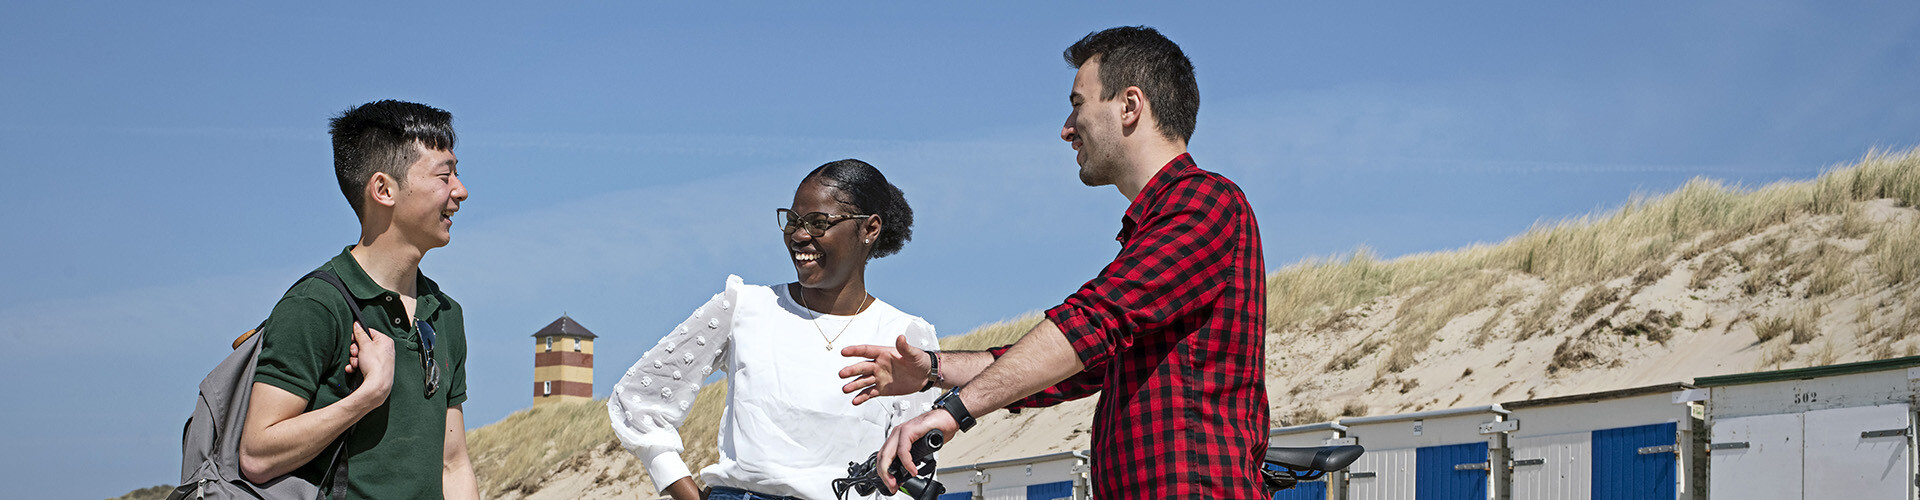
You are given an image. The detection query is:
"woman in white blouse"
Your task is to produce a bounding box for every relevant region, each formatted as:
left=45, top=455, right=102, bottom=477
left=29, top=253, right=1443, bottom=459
left=609, top=159, right=942, bottom=500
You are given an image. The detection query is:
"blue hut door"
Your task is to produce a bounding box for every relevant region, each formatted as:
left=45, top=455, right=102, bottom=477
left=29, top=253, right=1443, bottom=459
left=1416, top=442, right=1489, bottom=500
left=1591, top=422, right=1677, bottom=500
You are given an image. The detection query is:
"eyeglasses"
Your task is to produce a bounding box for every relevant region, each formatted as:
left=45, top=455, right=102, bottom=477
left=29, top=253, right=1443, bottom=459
left=777, top=208, right=873, bottom=237
left=417, top=319, right=441, bottom=399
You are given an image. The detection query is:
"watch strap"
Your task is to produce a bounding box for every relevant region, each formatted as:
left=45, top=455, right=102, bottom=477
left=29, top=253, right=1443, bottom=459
left=936, top=386, right=977, bottom=432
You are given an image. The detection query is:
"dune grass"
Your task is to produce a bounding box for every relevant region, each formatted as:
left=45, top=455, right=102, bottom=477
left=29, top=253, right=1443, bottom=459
left=467, top=399, right=618, bottom=497
left=1263, top=148, right=1920, bottom=364
left=1873, top=219, right=1920, bottom=285
left=467, top=382, right=732, bottom=498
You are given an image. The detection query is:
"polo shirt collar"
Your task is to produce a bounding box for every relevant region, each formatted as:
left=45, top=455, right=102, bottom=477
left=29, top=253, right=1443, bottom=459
left=327, top=246, right=390, bottom=301
left=1117, top=153, right=1198, bottom=242
left=414, top=272, right=442, bottom=317
left=326, top=246, right=439, bottom=305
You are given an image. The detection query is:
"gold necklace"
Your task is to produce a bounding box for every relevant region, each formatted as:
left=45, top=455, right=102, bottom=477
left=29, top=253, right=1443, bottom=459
left=798, top=290, right=873, bottom=351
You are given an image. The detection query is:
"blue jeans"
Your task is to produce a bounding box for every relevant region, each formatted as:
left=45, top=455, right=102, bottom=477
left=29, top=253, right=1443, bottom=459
left=707, top=486, right=807, bottom=500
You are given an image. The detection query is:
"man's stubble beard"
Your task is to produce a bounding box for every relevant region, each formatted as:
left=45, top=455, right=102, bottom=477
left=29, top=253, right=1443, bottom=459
left=1077, top=152, right=1120, bottom=187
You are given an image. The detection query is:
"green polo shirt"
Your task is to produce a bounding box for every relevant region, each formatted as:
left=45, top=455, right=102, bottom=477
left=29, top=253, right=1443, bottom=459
left=254, top=246, right=468, bottom=500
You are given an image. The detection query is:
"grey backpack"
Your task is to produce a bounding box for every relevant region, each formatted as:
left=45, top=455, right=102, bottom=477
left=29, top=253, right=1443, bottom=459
left=170, top=271, right=369, bottom=500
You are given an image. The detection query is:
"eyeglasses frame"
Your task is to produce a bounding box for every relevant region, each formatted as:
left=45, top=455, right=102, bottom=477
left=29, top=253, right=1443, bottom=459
left=777, top=208, right=874, bottom=238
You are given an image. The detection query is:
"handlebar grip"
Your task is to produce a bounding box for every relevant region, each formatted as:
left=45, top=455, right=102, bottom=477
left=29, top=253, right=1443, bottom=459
left=910, top=429, right=945, bottom=459
left=889, top=429, right=944, bottom=480
left=891, top=430, right=945, bottom=498
left=892, top=430, right=943, bottom=480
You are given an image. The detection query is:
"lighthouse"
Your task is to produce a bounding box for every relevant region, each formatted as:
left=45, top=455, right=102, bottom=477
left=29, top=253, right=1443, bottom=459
left=532, top=314, right=596, bottom=405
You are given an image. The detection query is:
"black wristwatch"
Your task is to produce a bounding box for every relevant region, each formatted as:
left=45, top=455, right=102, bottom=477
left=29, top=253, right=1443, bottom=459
left=933, top=386, right=977, bottom=432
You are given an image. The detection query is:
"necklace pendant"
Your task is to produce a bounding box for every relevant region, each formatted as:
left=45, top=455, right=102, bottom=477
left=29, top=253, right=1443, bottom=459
left=825, top=344, right=833, bottom=351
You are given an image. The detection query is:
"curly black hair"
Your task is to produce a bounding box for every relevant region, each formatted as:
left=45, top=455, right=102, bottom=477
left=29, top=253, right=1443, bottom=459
left=804, top=159, right=913, bottom=259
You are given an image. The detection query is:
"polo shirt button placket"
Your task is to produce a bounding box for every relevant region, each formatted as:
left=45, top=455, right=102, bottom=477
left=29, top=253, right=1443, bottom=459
left=383, top=296, right=400, bottom=332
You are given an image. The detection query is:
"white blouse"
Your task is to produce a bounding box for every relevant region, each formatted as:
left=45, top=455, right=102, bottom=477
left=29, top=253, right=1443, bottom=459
left=608, top=275, right=942, bottom=500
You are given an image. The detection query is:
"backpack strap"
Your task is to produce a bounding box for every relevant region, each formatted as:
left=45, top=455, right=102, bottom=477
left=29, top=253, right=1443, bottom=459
left=233, top=269, right=371, bottom=349
left=301, top=270, right=375, bottom=347
left=297, top=270, right=370, bottom=500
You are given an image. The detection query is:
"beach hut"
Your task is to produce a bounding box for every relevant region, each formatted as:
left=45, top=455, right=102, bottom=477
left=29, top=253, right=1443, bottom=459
left=1339, top=406, right=1510, bottom=500
left=1696, top=356, right=1920, bottom=500
left=934, top=450, right=1089, bottom=500
left=1269, top=422, right=1354, bottom=500
left=1499, top=383, right=1705, bottom=500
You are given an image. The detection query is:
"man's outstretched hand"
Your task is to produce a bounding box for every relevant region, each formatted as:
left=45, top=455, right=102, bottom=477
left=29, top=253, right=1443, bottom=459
left=839, top=335, right=934, bottom=405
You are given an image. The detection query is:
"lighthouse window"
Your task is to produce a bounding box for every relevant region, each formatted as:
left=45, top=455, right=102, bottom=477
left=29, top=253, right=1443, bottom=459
left=574, top=338, right=581, bottom=352
left=545, top=336, right=553, bottom=352
left=543, top=381, right=551, bottom=396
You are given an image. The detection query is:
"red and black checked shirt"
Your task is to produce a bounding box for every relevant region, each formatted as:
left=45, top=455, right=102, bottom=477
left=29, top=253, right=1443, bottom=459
left=989, top=154, right=1269, bottom=499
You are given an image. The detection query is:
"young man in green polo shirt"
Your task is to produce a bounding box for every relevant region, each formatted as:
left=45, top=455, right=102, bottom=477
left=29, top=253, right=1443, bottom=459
left=239, top=100, right=479, bottom=499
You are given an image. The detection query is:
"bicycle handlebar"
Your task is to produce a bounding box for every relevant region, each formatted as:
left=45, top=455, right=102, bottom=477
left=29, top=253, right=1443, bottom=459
left=832, top=430, right=947, bottom=500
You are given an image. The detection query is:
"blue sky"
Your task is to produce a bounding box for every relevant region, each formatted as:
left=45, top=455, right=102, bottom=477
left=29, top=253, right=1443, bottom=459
left=3, top=2, right=1918, bottom=498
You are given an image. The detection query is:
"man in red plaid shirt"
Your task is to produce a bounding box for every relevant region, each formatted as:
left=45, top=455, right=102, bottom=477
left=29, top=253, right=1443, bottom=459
left=840, top=26, right=1270, bottom=498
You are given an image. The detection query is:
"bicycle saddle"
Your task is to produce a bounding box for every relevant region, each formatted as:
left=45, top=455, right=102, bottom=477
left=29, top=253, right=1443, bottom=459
left=1264, top=445, right=1364, bottom=472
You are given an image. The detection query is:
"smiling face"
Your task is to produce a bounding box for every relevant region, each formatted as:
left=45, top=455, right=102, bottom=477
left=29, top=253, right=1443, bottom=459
left=785, top=178, right=879, bottom=293
left=390, top=143, right=467, bottom=250
left=1061, top=58, right=1125, bottom=187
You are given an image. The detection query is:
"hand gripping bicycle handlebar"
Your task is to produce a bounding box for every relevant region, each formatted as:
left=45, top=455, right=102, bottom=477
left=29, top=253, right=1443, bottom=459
left=832, top=430, right=947, bottom=500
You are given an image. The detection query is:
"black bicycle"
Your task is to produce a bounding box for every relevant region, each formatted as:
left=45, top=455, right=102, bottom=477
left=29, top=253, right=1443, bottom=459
left=1263, top=444, right=1365, bottom=494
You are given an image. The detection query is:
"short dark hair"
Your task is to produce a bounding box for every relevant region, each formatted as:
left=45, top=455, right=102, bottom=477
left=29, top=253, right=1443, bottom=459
left=329, top=100, right=455, bottom=220
left=804, top=159, right=914, bottom=259
left=1064, top=26, right=1199, bottom=143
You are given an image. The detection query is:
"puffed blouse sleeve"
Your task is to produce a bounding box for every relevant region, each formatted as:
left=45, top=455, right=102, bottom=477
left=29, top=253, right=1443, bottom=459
left=903, top=316, right=939, bottom=359
left=607, top=275, right=740, bottom=491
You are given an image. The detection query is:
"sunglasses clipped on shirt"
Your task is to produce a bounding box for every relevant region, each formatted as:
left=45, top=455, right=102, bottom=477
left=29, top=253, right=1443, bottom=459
left=777, top=208, right=873, bottom=237
left=417, top=319, right=441, bottom=399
